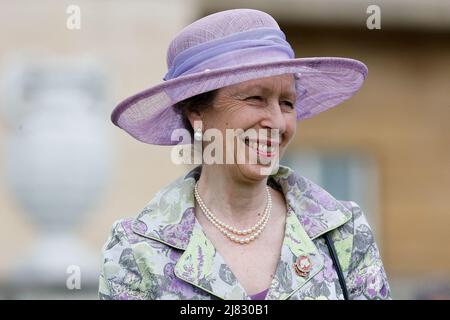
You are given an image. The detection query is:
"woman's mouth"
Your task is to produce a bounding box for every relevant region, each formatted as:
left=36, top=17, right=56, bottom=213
left=243, top=137, right=278, bottom=158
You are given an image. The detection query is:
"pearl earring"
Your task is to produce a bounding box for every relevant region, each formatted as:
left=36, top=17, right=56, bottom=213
left=194, top=127, right=202, bottom=141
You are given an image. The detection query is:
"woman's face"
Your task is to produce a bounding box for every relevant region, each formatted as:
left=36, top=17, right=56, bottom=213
left=192, top=73, right=297, bottom=182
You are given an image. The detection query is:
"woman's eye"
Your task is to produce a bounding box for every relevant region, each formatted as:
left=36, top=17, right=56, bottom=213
left=245, top=96, right=263, bottom=101
left=282, top=100, right=294, bottom=108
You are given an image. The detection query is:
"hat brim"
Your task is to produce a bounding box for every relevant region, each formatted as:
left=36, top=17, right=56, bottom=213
left=111, top=57, right=367, bottom=145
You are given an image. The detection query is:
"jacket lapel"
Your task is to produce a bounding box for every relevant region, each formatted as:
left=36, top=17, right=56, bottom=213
left=131, top=164, right=353, bottom=300
left=130, top=165, right=249, bottom=299
left=266, top=208, right=325, bottom=300
left=271, top=165, right=353, bottom=240
left=173, top=219, right=249, bottom=300
left=266, top=166, right=352, bottom=299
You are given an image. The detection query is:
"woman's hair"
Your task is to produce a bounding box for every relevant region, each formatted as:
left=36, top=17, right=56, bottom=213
left=173, top=89, right=218, bottom=139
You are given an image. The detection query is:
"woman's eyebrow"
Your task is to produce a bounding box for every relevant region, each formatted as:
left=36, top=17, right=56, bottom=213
left=240, top=84, right=296, bottom=99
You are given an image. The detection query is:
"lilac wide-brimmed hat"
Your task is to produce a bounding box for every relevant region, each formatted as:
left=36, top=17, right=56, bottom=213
left=111, top=8, right=367, bottom=145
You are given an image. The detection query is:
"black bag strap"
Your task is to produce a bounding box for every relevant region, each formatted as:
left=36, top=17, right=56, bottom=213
left=323, top=232, right=349, bottom=300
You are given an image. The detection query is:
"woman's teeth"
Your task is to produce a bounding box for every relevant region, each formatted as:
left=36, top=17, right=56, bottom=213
left=245, top=140, right=275, bottom=153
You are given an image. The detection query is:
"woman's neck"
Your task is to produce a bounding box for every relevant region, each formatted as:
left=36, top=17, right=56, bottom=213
left=195, top=165, right=270, bottom=227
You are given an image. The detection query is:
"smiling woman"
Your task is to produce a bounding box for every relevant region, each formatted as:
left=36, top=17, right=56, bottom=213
left=100, top=8, right=391, bottom=300
left=182, top=74, right=297, bottom=177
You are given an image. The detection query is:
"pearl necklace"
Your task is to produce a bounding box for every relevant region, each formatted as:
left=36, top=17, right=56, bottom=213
left=194, top=181, right=272, bottom=244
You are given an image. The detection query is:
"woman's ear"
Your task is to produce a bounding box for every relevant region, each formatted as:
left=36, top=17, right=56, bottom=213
left=187, top=110, right=203, bottom=129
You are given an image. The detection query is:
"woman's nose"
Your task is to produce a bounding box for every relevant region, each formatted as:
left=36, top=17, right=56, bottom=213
left=261, top=101, right=287, bottom=135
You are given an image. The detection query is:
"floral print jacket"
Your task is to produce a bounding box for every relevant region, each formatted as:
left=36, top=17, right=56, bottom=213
left=98, top=165, right=391, bottom=300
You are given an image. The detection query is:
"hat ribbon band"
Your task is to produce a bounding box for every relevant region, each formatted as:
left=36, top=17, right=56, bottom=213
left=163, top=27, right=295, bottom=81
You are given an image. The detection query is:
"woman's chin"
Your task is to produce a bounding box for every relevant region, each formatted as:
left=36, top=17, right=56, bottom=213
left=236, top=161, right=278, bottom=180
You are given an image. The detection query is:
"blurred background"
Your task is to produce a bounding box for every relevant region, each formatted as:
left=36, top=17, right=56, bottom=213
left=0, top=0, right=449, bottom=299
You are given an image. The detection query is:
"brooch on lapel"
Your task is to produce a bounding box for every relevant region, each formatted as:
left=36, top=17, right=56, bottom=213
left=293, top=255, right=312, bottom=277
